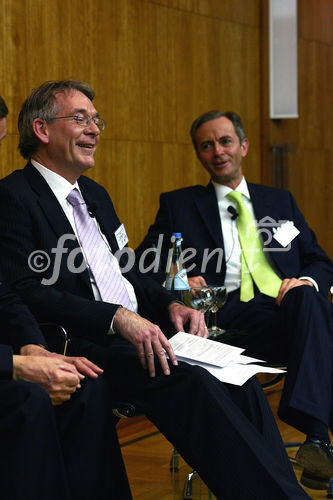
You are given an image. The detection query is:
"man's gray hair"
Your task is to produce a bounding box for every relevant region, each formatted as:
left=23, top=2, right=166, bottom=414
left=190, top=110, right=246, bottom=152
left=18, top=80, right=95, bottom=159
left=0, top=96, right=8, bottom=119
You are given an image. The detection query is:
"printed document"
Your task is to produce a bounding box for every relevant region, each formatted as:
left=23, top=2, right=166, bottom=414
left=169, top=332, right=285, bottom=386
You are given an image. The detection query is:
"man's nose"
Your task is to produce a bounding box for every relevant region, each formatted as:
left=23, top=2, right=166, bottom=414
left=213, top=142, right=223, bottom=155
left=85, top=121, right=100, bottom=135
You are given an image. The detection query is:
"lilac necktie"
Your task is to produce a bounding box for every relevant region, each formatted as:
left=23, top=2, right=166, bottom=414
left=66, top=188, right=134, bottom=310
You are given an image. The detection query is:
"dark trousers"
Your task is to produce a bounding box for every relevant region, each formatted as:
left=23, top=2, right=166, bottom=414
left=69, top=337, right=310, bottom=500
left=219, top=285, right=333, bottom=434
left=0, top=377, right=132, bottom=500
left=55, top=376, right=132, bottom=500
left=0, top=380, right=70, bottom=500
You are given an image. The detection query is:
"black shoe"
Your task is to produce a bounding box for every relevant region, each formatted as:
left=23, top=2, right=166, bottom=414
left=296, top=438, right=333, bottom=476
left=300, top=469, right=330, bottom=490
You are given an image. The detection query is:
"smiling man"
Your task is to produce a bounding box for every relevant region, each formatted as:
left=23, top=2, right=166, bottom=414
left=0, top=92, right=132, bottom=500
left=194, top=112, right=248, bottom=188
left=136, top=109, right=333, bottom=488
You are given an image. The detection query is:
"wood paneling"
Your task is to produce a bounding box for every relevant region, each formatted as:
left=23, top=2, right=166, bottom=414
left=298, top=0, right=333, bottom=44
left=260, top=0, right=333, bottom=259
left=0, top=0, right=261, bottom=249
left=1, top=0, right=331, bottom=257
left=145, top=0, right=259, bottom=27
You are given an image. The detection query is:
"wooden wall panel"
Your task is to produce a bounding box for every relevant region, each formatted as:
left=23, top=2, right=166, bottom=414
left=145, top=0, right=259, bottom=27
left=0, top=0, right=262, bottom=248
left=298, top=39, right=333, bottom=151
left=260, top=0, right=333, bottom=260
left=298, top=0, right=333, bottom=44
left=287, top=150, right=333, bottom=253
left=92, top=140, right=209, bottom=245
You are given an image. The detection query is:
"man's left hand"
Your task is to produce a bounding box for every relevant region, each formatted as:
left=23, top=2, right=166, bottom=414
left=168, top=302, right=208, bottom=338
left=20, top=344, right=103, bottom=378
left=276, top=278, right=314, bottom=306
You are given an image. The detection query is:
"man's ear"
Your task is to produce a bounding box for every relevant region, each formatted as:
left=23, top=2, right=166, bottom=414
left=241, top=137, right=249, bottom=158
left=32, top=118, right=50, bottom=145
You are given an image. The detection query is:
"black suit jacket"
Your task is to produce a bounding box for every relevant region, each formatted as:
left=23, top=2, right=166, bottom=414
left=0, top=277, right=46, bottom=378
left=0, top=162, right=175, bottom=344
left=0, top=275, right=43, bottom=380
left=136, top=181, right=333, bottom=296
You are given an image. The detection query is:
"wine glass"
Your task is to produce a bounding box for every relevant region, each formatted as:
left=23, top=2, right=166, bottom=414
left=206, top=286, right=228, bottom=339
left=184, top=286, right=215, bottom=319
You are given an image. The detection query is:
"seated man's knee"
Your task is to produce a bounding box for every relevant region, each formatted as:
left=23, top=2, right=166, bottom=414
left=284, top=283, right=317, bottom=304
left=15, top=380, right=53, bottom=417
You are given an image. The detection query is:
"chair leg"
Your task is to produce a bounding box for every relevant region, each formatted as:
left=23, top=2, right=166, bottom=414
left=183, top=470, right=198, bottom=500
left=170, top=447, right=180, bottom=471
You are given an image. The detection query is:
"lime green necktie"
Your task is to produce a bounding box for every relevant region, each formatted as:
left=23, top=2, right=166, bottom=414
left=226, top=191, right=282, bottom=302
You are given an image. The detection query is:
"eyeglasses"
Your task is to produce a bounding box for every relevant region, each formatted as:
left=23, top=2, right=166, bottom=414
left=51, top=115, right=105, bottom=130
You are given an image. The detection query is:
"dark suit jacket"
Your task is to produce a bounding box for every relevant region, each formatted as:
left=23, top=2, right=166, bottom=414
left=0, top=277, right=46, bottom=379
left=136, top=181, right=333, bottom=296
left=0, top=162, right=176, bottom=345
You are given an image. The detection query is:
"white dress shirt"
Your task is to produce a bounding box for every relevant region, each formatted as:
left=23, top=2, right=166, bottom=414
left=31, top=160, right=138, bottom=325
left=212, top=176, right=318, bottom=293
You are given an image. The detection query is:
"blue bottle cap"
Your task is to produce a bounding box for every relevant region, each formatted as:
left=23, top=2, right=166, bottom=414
left=172, top=232, right=182, bottom=238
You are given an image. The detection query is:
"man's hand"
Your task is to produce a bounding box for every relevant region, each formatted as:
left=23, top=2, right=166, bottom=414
left=54, top=355, right=103, bottom=379
left=20, top=344, right=50, bottom=357
left=113, top=308, right=178, bottom=377
left=13, top=355, right=83, bottom=406
left=188, top=276, right=207, bottom=288
left=276, top=278, right=314, bottom=306
left=20, top=344, right=103, bottom=378
left=168, top=302, right=208, bottom=338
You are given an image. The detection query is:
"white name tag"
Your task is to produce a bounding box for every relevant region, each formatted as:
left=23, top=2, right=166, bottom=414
left=273, top=221, right=300, bottom=247
left=114, top=224, right=128, bottom=250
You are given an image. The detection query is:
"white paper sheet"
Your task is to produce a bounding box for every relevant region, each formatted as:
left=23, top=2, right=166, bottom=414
left=170, top=332, right=286, bottom=386
left=169, top=331, right=244, bottom=367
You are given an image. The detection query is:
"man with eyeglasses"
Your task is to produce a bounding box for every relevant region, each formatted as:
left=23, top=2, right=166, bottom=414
left=0, top=93, right=131, bottom=500
left=0, top=80, right=310, bottom=499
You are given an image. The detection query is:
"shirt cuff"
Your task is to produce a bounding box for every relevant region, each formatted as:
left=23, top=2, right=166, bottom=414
left=107, top=306, right=123, bottom=335
left=107, top=318, right=117, bottom=335
left=299, top=276, right=319, bottom=292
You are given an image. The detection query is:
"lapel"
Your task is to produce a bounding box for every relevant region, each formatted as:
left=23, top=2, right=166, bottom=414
left=247, top=182, right=286, bottom=267
left=23, top=162, right=75, bottom=240
left=247, top=183, right=273, bottom=221
left=194, top=182, right=225, bottom=250
left=22, top=162, right=92, bottom=290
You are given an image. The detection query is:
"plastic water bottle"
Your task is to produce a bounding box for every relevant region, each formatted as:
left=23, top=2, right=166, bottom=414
left=165, top=232, right=190, bottom=302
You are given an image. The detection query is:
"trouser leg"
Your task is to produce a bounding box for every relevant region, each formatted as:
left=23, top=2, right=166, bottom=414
left=84, top=340, right=310, bottom=500
left=55, top=376, right=132, bottom=500
left=220, top=287, right=333, bottom=434
left=0, top=380, right=70, bottom=500
left=277, top=286, right=333, bottom=432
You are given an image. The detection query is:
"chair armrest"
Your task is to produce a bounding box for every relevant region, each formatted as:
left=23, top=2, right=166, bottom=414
left=38, top=323, right=70, bottom=355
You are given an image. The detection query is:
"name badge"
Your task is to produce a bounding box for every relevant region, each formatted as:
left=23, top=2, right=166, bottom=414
left=114, top=224, right=128, bottom=250
left=273, top=221, right=300, bottom=247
